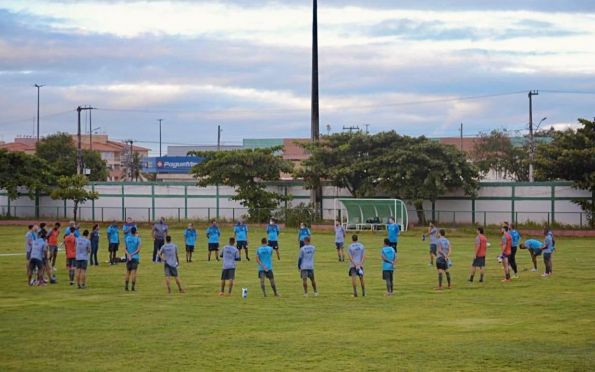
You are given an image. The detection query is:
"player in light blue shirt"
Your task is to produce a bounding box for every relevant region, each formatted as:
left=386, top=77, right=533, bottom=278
left=298, top=236, right=318, bottom=296
left=75, top=230, right=92, bottom=289
left=542, top=228, right=555, bottom=276
left=334, top=221, right=346, bottom=262
left=509, top=224, right=521, bottom=277
left=387, top=218, right=400, bottom=251
left=234, top=220, right=250, bottom=261
left=256, top=238, right=278, bottom=297
left=206, top=220, right=221, bottom=261
left=427, top=223, right=439, bottom=266
left=184, top=223, right=197, bottom=263
left=348, top=234, right=366, bottom=297
left=381, top=238, right=397, bottom=295
left=219, top=237, right=240, bottom=296
left=64, top=221, right=81, bottom=238
left=159, top=236, right=184, bottom=294
left=436, top=229, right=452, bottom=290
left=519, top=239, right=543, bottom=272
left=124, top=227, right=141, bottom=291
left=106, top=221, right=120, bottom=265
left=266, top=219, right=281, bottom=260
left=298, top=223, right=311, bottom=248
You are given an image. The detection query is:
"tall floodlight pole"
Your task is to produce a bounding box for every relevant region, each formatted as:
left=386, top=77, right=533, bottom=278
left=34, top=84, right=44, bottom=143
left=216, top=125, right=222, bottom=219
left=158, top=119, right=164, bottom=157
left=76, top=106, right=94, bottom=175
left=528, top=90, right=539, bottom=182
left=311, top=0, right=322, bottom=217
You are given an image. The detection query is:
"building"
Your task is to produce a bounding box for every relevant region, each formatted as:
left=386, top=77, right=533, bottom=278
left=0, top=134, right=150, bottom=181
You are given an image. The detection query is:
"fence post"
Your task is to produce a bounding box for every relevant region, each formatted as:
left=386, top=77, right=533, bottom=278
left=232, top=208, right=235, bottom=221
left=452, top=211, right=456, bottom=226
left=580, top=213, right=583, bottom=228
left=184, top=185, right=188, bottom=220
left=431, top=201, right=436, bottom=222
left=483, top=211, right=486, bottom=227
left=511, top=185, right=515, bottom=226
left=148, top=208, right=151, bottom=222
left=121, top=184, right=125, bottom=221
left=515, top=212, right=518, bottom=225
left=471, top=198, right=476, bottom=225
left=551, top=185, right=556, bottom=225
left=6, top=197, right=10, bottom=217
left=151, top=184, right=155, bottom=222
left=63, top=199, right=67, bottom=219
left=208, top=208, right=211, bottom=221
left=101, top=207, right=104, bottom=222
left=56, top=207, right=59, bottom=220
left=35, top=190, right=39, bottom=219
left=437, top=210, right=440, bottom=224
left=91, top=183, right=96, bottom=221
left=547, top=212, right=550, bottom=225
left=178, top=208, right=181, bottom=222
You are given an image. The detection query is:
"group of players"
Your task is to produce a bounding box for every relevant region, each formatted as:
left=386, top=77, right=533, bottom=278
left=23, top=216, right=556, bottom=296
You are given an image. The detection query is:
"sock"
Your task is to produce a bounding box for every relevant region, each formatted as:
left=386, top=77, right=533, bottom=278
left=469, top=274, right=474, bottom=282
left=353, top=287, right=357, bottom=296
left=271, top=284, right=278, bottom=296
left=125, top=280, right=129, bottom=289
left=260, top=284, right=266, bottom=296
left=438, top=273, right=443, bottom=287
left=386, top=281, right=391, bottom=292
left=480, top=274, right=484, bottom=282
left=132, top=281, right=136, bottom=290
left=506, top=273, right=510, bottom=280
left=446, top=272, right=451, bottom=286
left=69, top=270, right=74, bottom=282
left=362, top=287, right=366, bottom=296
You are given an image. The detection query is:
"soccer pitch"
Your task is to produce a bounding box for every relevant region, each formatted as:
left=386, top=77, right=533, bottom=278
left=1, top=225, right=594, bottom=371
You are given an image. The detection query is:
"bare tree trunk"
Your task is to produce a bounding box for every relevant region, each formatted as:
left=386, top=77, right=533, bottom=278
left=414, top=200, right=427, bottom=226
left=73, top=201, right=79, bottom=222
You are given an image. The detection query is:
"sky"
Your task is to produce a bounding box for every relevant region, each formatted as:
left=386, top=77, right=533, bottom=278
left=0, top=0, right=594, bottom=155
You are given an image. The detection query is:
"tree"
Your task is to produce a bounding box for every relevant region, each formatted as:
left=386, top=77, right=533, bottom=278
left=189, top=147, right=293, bottom=222
left=0, top=149, right=52, bottom=215
left=536, top=118, right=595, bottom=226
left=50, top=175, right=99, bottom=221
left=36, top=132, right=108, bottom=181
left=377, top=137, right=480, bottom=225
left=471, top=130, right=529, bottom=181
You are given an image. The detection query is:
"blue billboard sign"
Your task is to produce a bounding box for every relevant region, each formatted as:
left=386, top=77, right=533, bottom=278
left=143, top=156, right=204, bottom=174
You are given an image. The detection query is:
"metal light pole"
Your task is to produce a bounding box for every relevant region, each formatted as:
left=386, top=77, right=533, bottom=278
left=216, top=125, right=221, bottom=219
left=528, top=90, right=539, bottom=182
left=34, top=84, right=44, bottom=143
left=76, top=106, right=94, bottom=175
left=158, top=118, right=164, bottom=157
left=311, top=0, right=322, bottom=217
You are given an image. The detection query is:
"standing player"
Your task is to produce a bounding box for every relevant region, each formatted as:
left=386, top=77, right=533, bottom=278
left=436, top=229, right=452, bottom=290
left=468, top=227, right=488, bottom=283
left=542, top=228, right=555, bottom=277
left=499, top=225, right=512, bottom=282
left=334, top=221, right=346, bottom=262
left=381, top=238, right=396, bottom=296
left=428, top=222, right=439, bottom=266
left=106, top=221, right=120, bottom=265
left=234, top=220, right=250, bottom=261
left=509, top=224, right=521, bottom=278
left=184, top=223, right=197, bottom=263
left=220, top=237, right=240, bottom=296
left=124, top=227, right=141, bottom=291
left=47, top=222, right=60, bottom=269
left=28, top=230, right=46, bottom=286
left=256, top=238, right=278, bottom=297
left=122, top=217, right=137, bottom=249
left=89, top=224, right=100, bottom=266
left=266, top=219, right=281, bottom=260
left=387, top=218, right=400, bottom=251
left=298, top=222, right=311, bottom=248
left=152, top=217, right=168, bottom=263
left=348, top=234, right=366, bottom=297
left=64, top=221, right=80, bottom=237
left=25, top=225, right=37, bottom=281
left=158, top=235, right=184, bottom=293
left=75, top=230, right=91, bottom=289
left=206, top=220, right=221, bottom=261
left=298, top=236, right=318, bottom=296
left=519, top=239, right=544, bottom=272
left=64, top=227, right=77, bottom=285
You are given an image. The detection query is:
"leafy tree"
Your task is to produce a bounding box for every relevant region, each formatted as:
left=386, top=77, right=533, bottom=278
left=36, top=132, right=108, bottom=181
left=189, top=147, right=293, bottom=222
left=536, top=118, right=595, bottom=226
left=471, top=130, right=529, bottom=181
left=0, top=149, right=52, bottom=215
left=50, top=175, right=99, bottom=221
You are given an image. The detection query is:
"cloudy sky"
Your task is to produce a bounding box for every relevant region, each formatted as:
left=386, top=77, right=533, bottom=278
left=1, top=0, right=594, bottom=154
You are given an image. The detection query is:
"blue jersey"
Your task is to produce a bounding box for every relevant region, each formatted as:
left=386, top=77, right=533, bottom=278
left=106, top=225, right=119, bottom=244
left=206, top=226, right=220, bottom=244
left=125, top=235, right=141, bottom=261
left=381, top=246, right=396, bottom=271
left=510, top=229, right=521, bottom=247
left=267, top=224, right=279, bottom=241
left=123, top=223, right=137, bottom=237
left=298, top=227, right=311, bottom=241
left=64, top=228, right=80, bottom=238
left=184, top=228, right=197, bottom=246
left=524, top=239, right=543, bottom=253
left=234, top=224, right=248, bottom=242
left=387, top=223, right=400, bottom=243
left=257, top=245, right=273, bottom=272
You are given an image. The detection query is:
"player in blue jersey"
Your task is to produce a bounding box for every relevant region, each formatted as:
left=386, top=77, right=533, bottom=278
left=334, top=221, right=346, bottom=262
left=234, top=220, right=250, bottom=261
left=542, top=227, right=555, bottom=277
left=509, top=224, right=521, bottom=278
left=106, top=220, right=120, bottom=265
left=298, top=236, right=318, bottom=296
left=184, top=223, right=197, bottom=263
left=348, top=235, right=366, bottom=297
left=381, top=238, right=397, bottom=295
left=386, top=218, right=400, bottom=251
left=124, top=227, right=141, bottom=291
left=206, top=220, right=221, bottom=261
left=519, top=238, right=543, bottom=272
left=297, top=222, right=311, bottom=248
left=266, top=219, right=281, bottom=260
left=256, top=238, right=278, bottom=297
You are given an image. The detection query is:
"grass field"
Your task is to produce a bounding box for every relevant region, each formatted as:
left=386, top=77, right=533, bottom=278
left=0, top=224, right=594, bottom=371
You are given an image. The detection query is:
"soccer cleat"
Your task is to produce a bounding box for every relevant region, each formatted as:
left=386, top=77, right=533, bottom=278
left=304, top=293, right=308, bottom=297
left=218, top=292, right=225, bottom=296
left=434, top=286, right=443, bottom=291
left=501, top=278, right=511, bottom=282
left=541, top=273, right=550, bottom=277
left=512, top=275, right=519, bottom=279
left=314, top=292, right=319, bottom=297
left=531, top=268, right=537, bottom=272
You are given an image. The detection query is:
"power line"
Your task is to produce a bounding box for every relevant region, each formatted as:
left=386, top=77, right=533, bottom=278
left=0, top=109, right=74, bottom=127
left=540, top=90, right=595, bottom=95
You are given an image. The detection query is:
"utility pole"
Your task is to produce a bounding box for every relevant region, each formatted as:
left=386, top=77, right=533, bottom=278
left=34, top=84, right=44, bottom=143
left=364, top=124, right=370, bottom=134
left=216, top=125, right=222, bottom=219
left=126, top=140, right=134, bottom=181
left=310, top=0, right=322, bottom=218
left=158, top=119, right=164, bottom=157
left=89, top=109, right=92, bottom=150
left=459, top=123, right=464, bottom=152
left=76, top=106, right=94, bottom=175
left=528, top=90, right=539, bottom=182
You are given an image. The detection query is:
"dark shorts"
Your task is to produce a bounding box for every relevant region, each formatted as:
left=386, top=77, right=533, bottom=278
left=126, top=259, right=139, bottom=271
left=208, top=243, right=219, bottom=252
left=335, top=242, right=344, bottom=249
left=543, top=252, right=552, bottom=261
left=29, top=258, right=43, bottom=271
left=236, top=241, right=248, bottom=250
left=300, top=269, right=314, bottom=279
left=221, top=268, right=236, bottom=280
left=382, top=270, right=394, bottom=281
left=109, top=243, right=119, bottom=252
left=185, top=245, right=194, bottom=252
left=268, top=241, right=279, bottom=250
left=531, top=249, right=542, bottom=257
left=429, top=244, right=437, bottom=255
left=49, top=245, right=58, bottom=255
left=258, top=270, right=274, bottom=279
left=164, top=264, right=178, bottom=277
left=349, top=267, right=364, bottom=277
left=299, top=240, right=305, bottom=248
left=472, top=256, right=486, bottom=268
left=76, top=260, right=88, bottom=270
left=436, top=257, right=448, bottom=270
left=66, top=258, right=76, bottom=268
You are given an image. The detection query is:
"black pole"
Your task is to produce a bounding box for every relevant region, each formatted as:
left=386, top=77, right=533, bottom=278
left=528, top=90, right=538, bottom=182
left=35, top=84, right=43, bottom=143
left=311, top=0, right=322, bottom=218
left=89, top=109, right=93, bottom=151
left=77, top=106, right=82, bottom=175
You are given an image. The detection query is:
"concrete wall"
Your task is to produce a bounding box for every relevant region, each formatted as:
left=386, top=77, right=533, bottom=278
left=0, top=181, right=591, bottom=227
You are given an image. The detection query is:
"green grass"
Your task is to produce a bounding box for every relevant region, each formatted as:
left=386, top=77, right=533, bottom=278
left=0, top=224, right=594, bottom=371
